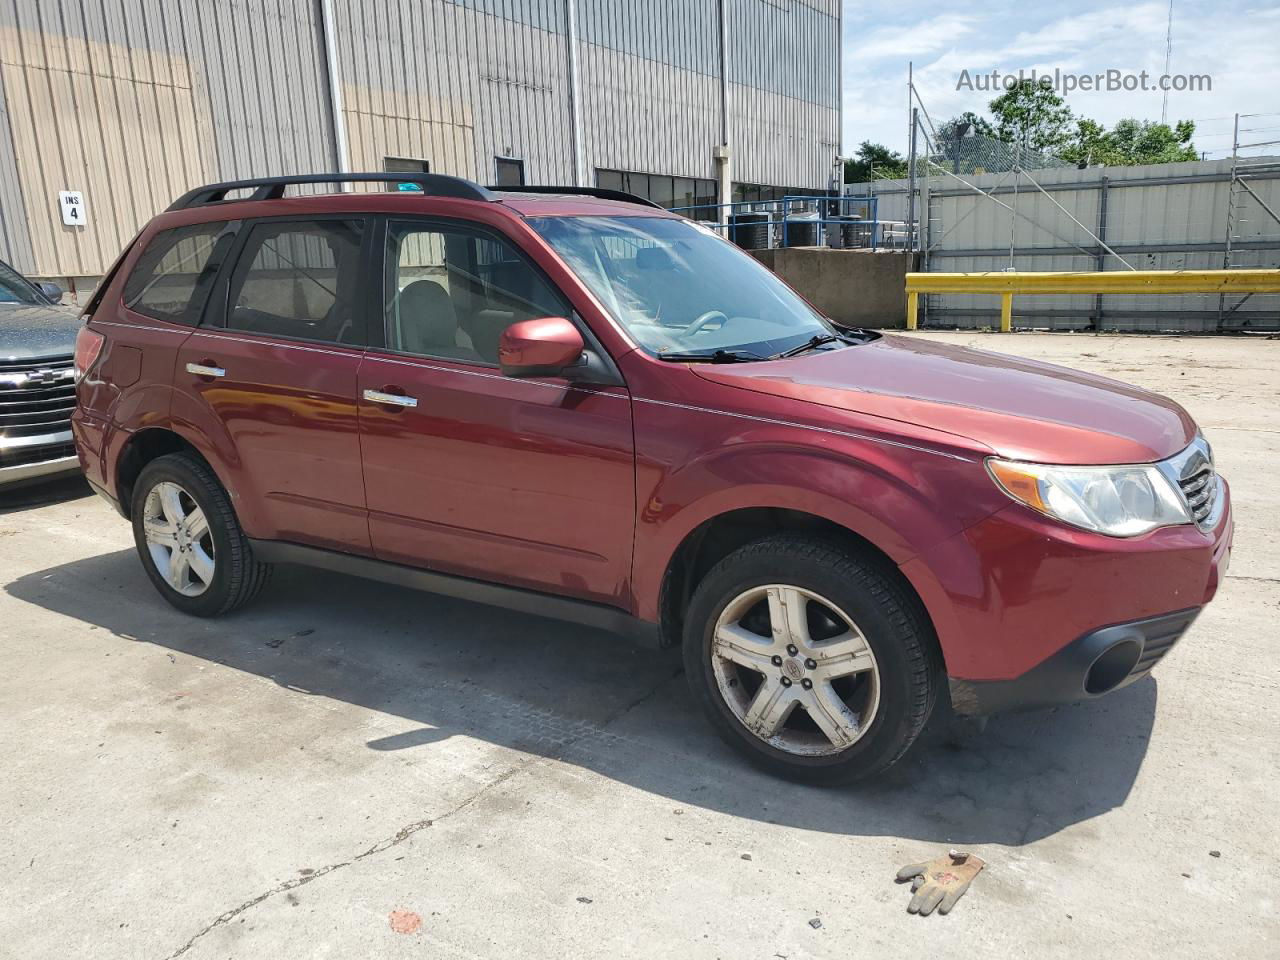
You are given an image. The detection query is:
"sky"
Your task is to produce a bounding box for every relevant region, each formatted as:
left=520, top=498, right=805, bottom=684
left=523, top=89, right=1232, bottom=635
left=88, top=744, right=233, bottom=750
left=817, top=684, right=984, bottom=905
left=841, top=1, right=1280, bottom=159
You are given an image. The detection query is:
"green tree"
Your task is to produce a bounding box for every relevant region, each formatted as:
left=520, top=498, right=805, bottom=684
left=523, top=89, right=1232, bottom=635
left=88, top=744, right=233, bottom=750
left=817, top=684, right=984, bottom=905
left=987, top=80, right=1075, bottom=153
left=936, top=111, right=995, bottom=173
left=938, top=111, right=994, bottom=143
left=844, top=141, right=908, bottom=184
left=1062, top=117, right=1198, bottom=166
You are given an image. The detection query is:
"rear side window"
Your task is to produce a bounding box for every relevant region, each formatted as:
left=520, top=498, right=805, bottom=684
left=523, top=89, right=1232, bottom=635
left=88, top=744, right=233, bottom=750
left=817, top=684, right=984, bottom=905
left=122, top=222, right=233, bottom=325
left=226, top=219, right=365, bottom=345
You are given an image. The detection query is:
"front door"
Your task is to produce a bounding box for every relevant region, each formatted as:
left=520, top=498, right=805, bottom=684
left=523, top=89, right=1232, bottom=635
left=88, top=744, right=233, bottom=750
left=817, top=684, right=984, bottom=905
left=173, top=216, right=372, bottom=554
left=357, top=218, right=635, bottom=606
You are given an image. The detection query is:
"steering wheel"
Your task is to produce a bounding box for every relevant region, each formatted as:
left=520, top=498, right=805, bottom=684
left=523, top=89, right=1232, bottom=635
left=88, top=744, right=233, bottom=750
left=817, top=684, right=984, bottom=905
left=684, top=309, right=728, bottom=335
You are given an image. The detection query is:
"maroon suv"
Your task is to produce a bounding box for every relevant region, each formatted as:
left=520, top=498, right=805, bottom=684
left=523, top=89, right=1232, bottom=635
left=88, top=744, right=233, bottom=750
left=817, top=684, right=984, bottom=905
left=72, top=173, right=1233, bottom=783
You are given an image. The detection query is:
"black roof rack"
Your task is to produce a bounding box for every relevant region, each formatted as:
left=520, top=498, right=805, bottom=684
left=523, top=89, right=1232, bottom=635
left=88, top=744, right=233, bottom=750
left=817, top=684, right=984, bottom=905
left=166, top=173, right=496, bottom=211
left=486, top=185, right=664, bottom=209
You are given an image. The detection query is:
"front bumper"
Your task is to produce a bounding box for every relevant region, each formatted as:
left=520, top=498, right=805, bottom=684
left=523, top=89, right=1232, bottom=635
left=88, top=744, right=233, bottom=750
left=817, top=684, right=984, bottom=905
left=949, top=608, right=1199, bottom=715
left=0, top=430, right=80, bottom=487
left=901, top=477, right=1233, bottom=712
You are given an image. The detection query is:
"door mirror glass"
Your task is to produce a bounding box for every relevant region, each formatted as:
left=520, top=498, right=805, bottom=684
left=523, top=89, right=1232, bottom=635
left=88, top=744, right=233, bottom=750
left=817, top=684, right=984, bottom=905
left=499, top=317, right=584, bottom=378
left=36, top=281, right=63, bottom=303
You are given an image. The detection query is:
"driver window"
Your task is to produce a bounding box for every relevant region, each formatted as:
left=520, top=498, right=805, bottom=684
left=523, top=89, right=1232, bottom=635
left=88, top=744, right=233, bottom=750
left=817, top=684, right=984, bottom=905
left=385, top=222, right=569, bottom=365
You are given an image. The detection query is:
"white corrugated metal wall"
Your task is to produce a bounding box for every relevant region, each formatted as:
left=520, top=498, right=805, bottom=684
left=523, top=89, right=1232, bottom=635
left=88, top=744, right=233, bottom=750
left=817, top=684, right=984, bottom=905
left=848, top=159, right=1280, bottom=331
left=0, top=0, right=840, bottom=284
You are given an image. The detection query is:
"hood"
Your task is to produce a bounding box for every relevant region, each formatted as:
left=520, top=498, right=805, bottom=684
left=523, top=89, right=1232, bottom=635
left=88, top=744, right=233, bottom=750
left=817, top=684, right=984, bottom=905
left=0, top=302, right=82, bottom=362
left=692, top=334, right=1195, bottom=464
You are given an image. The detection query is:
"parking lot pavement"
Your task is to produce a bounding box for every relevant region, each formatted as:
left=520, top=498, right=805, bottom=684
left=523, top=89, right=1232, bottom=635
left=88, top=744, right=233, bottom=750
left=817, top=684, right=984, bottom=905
left=1, top=332, right=1277, bottom=959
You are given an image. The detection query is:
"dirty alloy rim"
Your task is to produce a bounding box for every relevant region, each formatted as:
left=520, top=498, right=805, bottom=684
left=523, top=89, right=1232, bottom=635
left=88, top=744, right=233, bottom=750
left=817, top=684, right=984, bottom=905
left=711, top=584, right=881, bottom=757
left=142, top=481, right=215, bottom=597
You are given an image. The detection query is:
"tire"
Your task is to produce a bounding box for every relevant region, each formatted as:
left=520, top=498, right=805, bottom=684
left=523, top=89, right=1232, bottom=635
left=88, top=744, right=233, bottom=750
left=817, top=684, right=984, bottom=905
left=682, top=535, right=940, bottom=785
left=130, top=452, right=272, bottom=617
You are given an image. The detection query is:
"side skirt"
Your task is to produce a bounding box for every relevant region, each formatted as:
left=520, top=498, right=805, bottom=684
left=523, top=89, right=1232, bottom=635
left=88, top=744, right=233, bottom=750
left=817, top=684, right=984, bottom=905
left=247, top=539, right=663, bottom=649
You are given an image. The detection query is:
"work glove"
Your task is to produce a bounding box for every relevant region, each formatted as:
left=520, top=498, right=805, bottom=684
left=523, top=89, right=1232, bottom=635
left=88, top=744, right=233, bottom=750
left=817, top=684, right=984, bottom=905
left=895, top=850, right=985, bottom=915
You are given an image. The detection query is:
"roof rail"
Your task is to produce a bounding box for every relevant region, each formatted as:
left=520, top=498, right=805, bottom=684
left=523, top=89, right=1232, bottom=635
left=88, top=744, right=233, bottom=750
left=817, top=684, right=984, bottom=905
left=166, top=173, right=496, bottom=211
left=487, top=185, right=664, bottom=209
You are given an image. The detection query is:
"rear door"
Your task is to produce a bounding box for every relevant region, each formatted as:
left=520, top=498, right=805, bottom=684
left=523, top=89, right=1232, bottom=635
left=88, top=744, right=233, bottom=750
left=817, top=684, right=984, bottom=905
left=171, top=216, right=373, bottom=554
left=357, top=217, right=635, bottom=606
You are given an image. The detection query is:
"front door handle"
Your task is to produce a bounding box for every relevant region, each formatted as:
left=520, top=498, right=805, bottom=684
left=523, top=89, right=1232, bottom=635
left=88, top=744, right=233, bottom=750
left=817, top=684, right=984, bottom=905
left=186, top=361, right=225, bottom=378
left=363, top=388, right=418, bottom=409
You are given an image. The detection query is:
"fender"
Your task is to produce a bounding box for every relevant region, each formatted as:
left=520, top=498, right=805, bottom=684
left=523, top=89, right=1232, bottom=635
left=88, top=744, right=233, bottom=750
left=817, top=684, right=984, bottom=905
left=106, top=387, right=270, bottom=538
left=629, top=429, right=1010, bottom=622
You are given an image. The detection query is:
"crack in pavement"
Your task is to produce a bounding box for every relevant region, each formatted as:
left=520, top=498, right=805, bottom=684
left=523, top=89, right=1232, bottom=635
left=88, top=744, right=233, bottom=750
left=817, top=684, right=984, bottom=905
left=1225, top=574, right=1280, bottom=584
left=163, top=760, right=532, bottom=960
left=163, top=665, right=682, bottom=959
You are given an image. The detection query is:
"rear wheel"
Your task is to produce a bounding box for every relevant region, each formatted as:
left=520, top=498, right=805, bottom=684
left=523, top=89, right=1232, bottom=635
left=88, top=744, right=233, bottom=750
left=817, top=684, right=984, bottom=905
left=131, top=453, right=271, bottom=616
left=683, top=536, right=939, bottom=784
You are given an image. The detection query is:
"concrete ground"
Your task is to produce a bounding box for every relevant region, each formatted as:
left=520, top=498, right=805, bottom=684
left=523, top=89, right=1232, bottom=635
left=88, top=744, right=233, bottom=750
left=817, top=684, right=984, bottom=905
left=1, top=331, right=1276, bottom=959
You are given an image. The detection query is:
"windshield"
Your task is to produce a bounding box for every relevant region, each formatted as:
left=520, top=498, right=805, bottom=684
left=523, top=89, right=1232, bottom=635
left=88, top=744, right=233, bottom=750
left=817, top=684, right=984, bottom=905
left=529, top=215, right=834, bottom=357
left=0, top=259, right=44, bottom=305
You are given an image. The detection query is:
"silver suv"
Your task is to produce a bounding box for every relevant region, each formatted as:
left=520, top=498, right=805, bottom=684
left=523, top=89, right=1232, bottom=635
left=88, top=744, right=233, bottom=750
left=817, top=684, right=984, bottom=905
left=0, top=258, right=80, bottom=487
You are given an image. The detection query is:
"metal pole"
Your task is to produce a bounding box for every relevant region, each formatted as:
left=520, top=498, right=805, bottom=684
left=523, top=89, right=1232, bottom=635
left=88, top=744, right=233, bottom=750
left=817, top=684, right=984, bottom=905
left=1008, top=146, right=1019, bottom=270
left=1161, top=0, right=1174, bottom=125
left=1218, top=112, right=1241, bottom=329
left=906, top=107, right=918, bottom=250
left=1094, top=175, right=1109, bottom=329
left=566, top=0, right=586, bottom=186
left=318, top=0, right=350, bottom=181
left=715, top=0, right=732, bottom=225
left=907, top=62, right=913, bottom=163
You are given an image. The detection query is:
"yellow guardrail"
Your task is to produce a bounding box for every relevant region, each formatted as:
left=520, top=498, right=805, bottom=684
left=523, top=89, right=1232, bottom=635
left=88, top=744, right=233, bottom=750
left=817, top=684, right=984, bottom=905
left=905, top=269, right=1280, bottom=332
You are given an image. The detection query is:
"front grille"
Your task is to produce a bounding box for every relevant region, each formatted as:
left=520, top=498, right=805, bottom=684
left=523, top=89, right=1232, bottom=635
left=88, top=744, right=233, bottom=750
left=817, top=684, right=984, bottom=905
left=0, top=440, right=76, bottom=470
left=1160, top=436, right=1221, bottom=530
left=1178, top=465, right=1217, bottom=525
left=0, top=355, right=76, bottom=465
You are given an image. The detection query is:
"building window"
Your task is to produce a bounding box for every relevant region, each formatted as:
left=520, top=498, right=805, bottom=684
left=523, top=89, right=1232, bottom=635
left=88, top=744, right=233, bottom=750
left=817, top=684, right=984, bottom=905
left=494, top=157, right=525, bottom=187
left=595, top=168, right=717, bottom=220
left=384, top=157, right=430, bottom=192
left=733, top=182, right=826, bottom=207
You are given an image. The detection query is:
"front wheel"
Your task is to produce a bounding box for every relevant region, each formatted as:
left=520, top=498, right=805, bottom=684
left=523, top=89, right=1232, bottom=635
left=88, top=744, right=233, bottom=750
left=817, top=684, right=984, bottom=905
left=683, top=536, right=940, bottom=784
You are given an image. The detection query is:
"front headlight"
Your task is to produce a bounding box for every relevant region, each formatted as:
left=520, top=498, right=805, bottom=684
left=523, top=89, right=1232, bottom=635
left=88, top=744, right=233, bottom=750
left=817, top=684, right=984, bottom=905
left=986, top=458, right=1191, bottom=537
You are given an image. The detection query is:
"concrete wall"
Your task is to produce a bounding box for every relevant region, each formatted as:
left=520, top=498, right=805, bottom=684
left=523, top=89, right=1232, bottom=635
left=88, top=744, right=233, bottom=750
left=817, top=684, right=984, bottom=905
left=751, top=248, right=917, bottom=328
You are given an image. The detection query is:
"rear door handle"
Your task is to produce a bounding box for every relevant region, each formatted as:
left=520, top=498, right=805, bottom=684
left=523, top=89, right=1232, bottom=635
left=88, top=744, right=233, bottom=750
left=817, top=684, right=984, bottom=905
left=186, top=362, right=225, bottom=378
left=363, top=389, right=418, bottom=409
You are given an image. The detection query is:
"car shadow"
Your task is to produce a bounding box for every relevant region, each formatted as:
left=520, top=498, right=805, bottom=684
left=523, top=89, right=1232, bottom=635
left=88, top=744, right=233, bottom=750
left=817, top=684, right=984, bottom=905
left=5, top=548, right=1157, bottom=847
left=0, top=473, right=92, bottom=514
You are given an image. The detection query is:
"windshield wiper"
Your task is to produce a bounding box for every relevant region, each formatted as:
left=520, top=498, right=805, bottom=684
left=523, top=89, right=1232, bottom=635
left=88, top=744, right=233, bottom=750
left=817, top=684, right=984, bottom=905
left=657, top=349, right=768, bottom=363
left=769, top=333, right=854, bottom=360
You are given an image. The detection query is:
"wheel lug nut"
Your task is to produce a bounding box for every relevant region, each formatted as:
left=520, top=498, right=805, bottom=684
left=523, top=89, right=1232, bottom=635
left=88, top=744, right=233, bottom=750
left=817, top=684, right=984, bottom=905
left=805, top=658, right=817, bottom=670
left=771, top=655, right=783, bottom=666
left=801, top=678, right=813, bottom=690
left=786, top=644, right=798, bottom=656
left=780, top=677, right=792, bottom=687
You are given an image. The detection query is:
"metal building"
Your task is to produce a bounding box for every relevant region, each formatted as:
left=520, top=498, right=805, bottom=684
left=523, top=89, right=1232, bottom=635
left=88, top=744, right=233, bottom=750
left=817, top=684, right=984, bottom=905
left=0, top=0, right=841, bottom=290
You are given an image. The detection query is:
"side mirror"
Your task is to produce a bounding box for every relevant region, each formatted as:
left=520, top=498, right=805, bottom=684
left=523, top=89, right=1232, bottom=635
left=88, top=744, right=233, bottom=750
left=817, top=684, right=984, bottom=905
left=37, top=281, right=62, bottom=303
left=499, top=317, right=585, bottom=378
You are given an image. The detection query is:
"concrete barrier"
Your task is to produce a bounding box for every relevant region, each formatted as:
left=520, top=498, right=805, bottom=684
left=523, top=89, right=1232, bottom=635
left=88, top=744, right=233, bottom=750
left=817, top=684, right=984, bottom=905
left=750, top=248, right=919, bottom=328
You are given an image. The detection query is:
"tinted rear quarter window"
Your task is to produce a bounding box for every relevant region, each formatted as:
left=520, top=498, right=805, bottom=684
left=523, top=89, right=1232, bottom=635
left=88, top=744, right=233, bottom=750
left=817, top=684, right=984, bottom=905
left=122, top=222, right=233, bottom=325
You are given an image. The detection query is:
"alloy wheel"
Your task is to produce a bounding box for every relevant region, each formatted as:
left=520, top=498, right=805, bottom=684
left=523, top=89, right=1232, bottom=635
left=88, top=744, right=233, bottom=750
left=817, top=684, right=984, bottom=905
left=710, top=584, right=881, bottom=756
left=142, top=481, right=215, bottom=597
